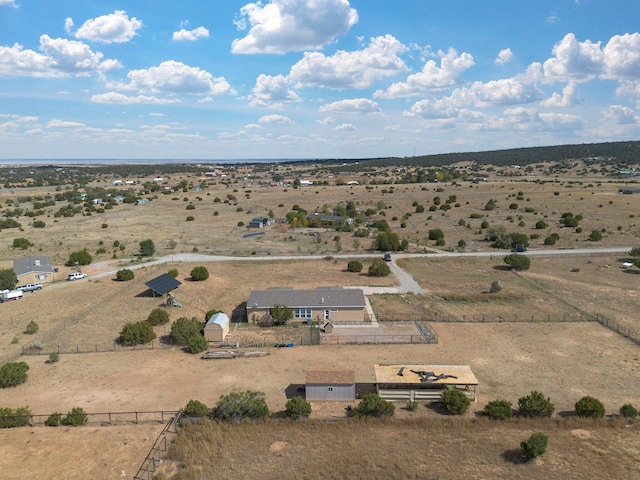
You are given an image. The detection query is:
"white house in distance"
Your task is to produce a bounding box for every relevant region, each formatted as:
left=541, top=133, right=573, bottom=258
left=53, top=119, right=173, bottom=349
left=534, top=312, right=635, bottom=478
left=204, top=312, right=230, bottom=342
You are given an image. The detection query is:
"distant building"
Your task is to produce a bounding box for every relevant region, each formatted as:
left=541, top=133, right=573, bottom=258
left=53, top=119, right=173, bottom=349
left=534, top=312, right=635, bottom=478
left=204, top=312, right=230, bottom=342
left=13, top=256, right=56, bottom=283
left=305, top=370, right=356, bottom=401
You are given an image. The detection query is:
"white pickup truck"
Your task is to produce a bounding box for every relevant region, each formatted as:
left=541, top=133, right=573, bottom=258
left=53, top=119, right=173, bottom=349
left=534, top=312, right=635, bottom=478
left=67, top=272, right=87, bottom=281
left=16, top=283, right=43, bottom=293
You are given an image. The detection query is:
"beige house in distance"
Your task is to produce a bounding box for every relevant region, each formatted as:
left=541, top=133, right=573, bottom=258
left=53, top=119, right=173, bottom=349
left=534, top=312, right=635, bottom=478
left=246, top=287, right=368, bottom=324
left=13, top=256, right=56, bottom=284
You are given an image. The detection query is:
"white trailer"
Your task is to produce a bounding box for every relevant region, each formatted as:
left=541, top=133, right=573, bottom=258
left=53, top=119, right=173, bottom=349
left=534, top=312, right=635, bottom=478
left=1, top=290, right=23, bottom=302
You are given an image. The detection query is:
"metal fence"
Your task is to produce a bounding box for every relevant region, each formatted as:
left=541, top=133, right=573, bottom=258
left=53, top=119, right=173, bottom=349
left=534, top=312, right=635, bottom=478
left=0, top=410, right=178, bottom=427
left=134, top=412, right=182, bottom=480
left=20, top=340, right=173, bottom=356
left=595, top=314, right=640, bottom=346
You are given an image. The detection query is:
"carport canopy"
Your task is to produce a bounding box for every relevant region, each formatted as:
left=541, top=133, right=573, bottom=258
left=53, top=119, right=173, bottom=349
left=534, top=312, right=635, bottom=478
left=145, top=273, right=182, bottom=297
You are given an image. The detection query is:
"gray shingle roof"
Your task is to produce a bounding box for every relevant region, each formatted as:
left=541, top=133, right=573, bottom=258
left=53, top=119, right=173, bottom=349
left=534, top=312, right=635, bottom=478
left=247, top=287, right=366, bottom=309
left=13, top=256, right=54, bottom=277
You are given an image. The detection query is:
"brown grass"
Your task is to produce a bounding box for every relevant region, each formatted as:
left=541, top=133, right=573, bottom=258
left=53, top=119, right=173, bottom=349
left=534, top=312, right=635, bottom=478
left=161, top=417, right=640, bottom=480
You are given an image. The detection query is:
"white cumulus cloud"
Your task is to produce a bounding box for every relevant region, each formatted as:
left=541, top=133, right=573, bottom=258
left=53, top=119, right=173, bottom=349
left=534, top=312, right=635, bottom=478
left=540, top=82, right=579, bottom=107
left=259, top=114, right=295, bottom=124
left=232, top=0, right=358, bottom=54
left=319, top=98, right=380, bottom=114
left=71, top=10, right=142, bottom=44
left=543, top=33, right=604, bottom=82
left=173, top=26, right=210, bottom=41
left=495, top=48, right=514, bottom=65
left=602, top=105, right=637, bottom=124
left=0, top=0, right=17, bottom=7
left=290, top=34, right=408, bottom=89
left=90, top=92, right=180, bottom=105
left=375, top=48, right=474, bottom=99
left=249, top=74, right=300, bottom=107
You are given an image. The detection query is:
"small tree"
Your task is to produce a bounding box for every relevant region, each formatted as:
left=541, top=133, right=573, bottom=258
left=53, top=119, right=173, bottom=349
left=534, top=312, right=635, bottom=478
left=0, top=361, right=29, bottom=388
left=187, top=334, right=208, bottom=354
left=170, top=317, right=203, bottom=346
left=0, top=269, right=18, bottom=290
left=66, top=248, right=93, bottom=266
left=139, top=239, right=155, bottom=257
left=270, top=305, right=293, bottom=325
left=535, top=220, right=548, bottom=229
left=588, top=229, right=603, bottom=241
left=210, top=391, right=270, bottom=422
left=46, top=352, right=60, bottom=364
left=483, top=399, right=513, bottom=420
left=167, top=268, right=179, bottom=278
left=190, top=266, right=209, bottom=281
left=575, top=396, right=605, bottom=418
left=347, top=260, right=363, bottom=273
left=285, top=397, right=312, bottom=420
left=62, top=407, right=88, bottom=426
left=181, top=399, right=209, bottom=418
left=353, top=394, right=395, bottom=418
left=118, top=321, right=156, bottom=346
left=25, top=321, right=39, bottom=335
left=620, top=404, right=637, bottom=419
left=45, top=412, right=63, bottom=427
left=504, top=253, right=531, bottom=271
left=115, top=269, right=134, bottom=281
left=520, top=432, right=548, bottom=461
left=147, top=308, right=170, bottom=326
left=441, top=388, right=471, bottom=415
left=518, top=391, right=554, bottom=418
left=368, top=258, right=391, bottom=277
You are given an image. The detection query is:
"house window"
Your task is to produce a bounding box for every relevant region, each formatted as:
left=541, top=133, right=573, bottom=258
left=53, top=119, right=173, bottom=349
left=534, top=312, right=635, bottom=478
left=327, top=386, right=334, bottom=393
left=293, top=307, right=312, bottom=319
left=37, top=274, right=46, bottom=280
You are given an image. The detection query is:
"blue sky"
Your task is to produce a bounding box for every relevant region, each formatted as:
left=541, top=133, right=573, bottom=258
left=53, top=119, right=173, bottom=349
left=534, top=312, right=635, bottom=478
left=1, top=0, right=640, bottom=160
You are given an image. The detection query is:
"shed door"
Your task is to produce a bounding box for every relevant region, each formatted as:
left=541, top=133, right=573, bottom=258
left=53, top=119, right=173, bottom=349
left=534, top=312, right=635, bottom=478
left=324, top=309, right=330, bottom=321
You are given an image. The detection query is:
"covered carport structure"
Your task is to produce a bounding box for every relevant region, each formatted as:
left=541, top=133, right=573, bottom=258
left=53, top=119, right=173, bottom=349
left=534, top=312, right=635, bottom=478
left=374, top=364, right=478, bottom=402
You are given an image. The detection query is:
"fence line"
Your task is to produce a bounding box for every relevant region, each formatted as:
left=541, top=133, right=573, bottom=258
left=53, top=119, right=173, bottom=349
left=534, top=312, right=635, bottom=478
left=21, top=340, right=173, bottom=356
left=594, top=314, right=640, bottom=346
left=0, top=410, right=178, bottom=427
left=134, top=412, right=182, bottom=480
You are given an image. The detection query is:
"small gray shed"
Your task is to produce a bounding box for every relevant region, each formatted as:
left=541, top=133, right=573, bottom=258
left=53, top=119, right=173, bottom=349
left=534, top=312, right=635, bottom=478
left=204, top=312, right=230, bottom=342
left=305, top=370, right=356, bottom=401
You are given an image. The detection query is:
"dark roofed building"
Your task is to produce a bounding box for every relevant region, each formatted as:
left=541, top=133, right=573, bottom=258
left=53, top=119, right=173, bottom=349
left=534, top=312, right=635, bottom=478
left=145, top=273, right=182, bottom=297
left=13, top=255, right=55, bottom=283
left=246, top=287, right=367, bottom=323
left=305, top=370, right=356, bottom=401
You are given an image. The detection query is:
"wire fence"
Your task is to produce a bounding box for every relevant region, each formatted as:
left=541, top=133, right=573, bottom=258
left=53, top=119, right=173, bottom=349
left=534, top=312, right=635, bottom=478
left=20, top=340, right=173, bottom=356
left=134, top=412, right=182, bottom=480
left=0, top=410, right=178, bottom=427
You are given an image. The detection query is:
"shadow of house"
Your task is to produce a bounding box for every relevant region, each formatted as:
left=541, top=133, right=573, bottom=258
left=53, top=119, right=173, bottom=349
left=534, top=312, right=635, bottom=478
left=231, top=302, right=247, bottom=323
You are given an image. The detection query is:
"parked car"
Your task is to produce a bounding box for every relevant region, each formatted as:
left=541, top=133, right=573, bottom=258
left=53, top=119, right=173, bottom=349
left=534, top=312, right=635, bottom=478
left=67, top=272, right=87, bottom=281
left=383, top=253, right=392, bottom=262
left=16, top=283, right=43, bottom=293
left=511, top=245, right=527, bottom=253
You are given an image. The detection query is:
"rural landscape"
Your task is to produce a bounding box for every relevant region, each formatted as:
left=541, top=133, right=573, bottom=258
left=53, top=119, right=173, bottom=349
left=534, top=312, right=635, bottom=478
left=0, top=143, right=639, bottom=478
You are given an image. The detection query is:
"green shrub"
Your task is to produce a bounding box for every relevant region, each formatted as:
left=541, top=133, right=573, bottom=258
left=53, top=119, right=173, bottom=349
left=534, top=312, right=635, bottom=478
left=25, top=321, right=39, bottom=335
left=139, top=239, right=155, bottom=257
left=518, top=391, right=554, bottom=418
left=588, top=229, right=603, bottom=241
left=405, top=400, right=418, bottom=412
left=147, top=308, right=170, bottom=326
left=118, top=321, right=156, bottom=346
left=12, top=238, right=33, bottom=250
left=66, top=248, right=92, bottom=266
left=520, top=432, right=548, bottom=461
left=181, top=399, right=209, bottom=418
left=62, top=407, right=88, bottom=426
left=347, top=260, right=363, bottom=272
left=441, top=388, right=471, bottom=415
left=46, top=352, right=60, bottom=364
left=483, top=399, right=513, bottom=420
left=368, top=259, right=390, bottom=277
left=186, top=216, right=195, bottom=221
left=115, top=269, right=134, bottom=281
left=101, top=223, right=108, bottom=229
left=575, top=396, right=605, bottom=418
left=33, top=220, right=45, bottom=228
left=170, top=317, right=203, bottom=346
left=428, top=229, right=444, bottom=241
left=285, top=397, right=312, bottom=420
left=0, top=406, right=31, bottom=428
left=489, top=280, right=502, bottom=293
left=0, top=268, right=18, bottom=290
left=0, top=362, right=29, bottom=388
left=620, top=404, right=637, bottom=419
left=186, top=204, right=195, bottom=210
left=535, top=220, right=547, bottom=229
left=190, top=266, right=209, bottom=281
left=187, top=335, right=208, bottom=354
left=503, top=254, right=530, bottom=271
left=168, top=268, right=179, bottom=278
left=354, top=394, right=395, bottom=418
left=96, top=247, right=107, bottom=254
left=205, top=309, right=223, bottom=321
left=210, top=391, right=270, bottom=422
left=45, top=412, right=63, bottom=427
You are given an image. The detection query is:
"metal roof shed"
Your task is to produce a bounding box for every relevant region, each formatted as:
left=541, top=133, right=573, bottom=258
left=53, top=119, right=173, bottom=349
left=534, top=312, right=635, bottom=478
left=145, top=274, right=182, bottom=297
left=204, top=312, right=230, bottom=342
left=306, top=370, right=356, bottom=401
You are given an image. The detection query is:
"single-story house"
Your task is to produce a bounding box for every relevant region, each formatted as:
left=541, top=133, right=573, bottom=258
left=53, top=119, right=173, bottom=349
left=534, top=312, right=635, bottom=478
left=374, top=364, right=478, bottom=402
left=306, top=213, right=345, bottom=226
left=246, top=287, right=368, bottom=323
left=248, top=217, right=272, bottom=228
left=13, top=255, right=55, bottom=283
left=618, top=187, right=640, bottom=195
left=204, top=312, right=230, bottom=342
left=305, top=370, right=356, bottom=401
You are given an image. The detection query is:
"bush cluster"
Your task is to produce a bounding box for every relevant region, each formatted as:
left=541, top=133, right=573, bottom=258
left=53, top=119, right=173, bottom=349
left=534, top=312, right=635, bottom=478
left=441, top=389, right=471, bottom=415
left=182, top=399, right=209, bottom=418
left=368, top=259, right=390, bottom=277
left=483, top=399, right=512, bottom=420
left=210, top=391, right=270, bottom=422
left=118, top=321, right=156, bottom=346
left=0, top=406, right=31, bottom=428
left=284, top=397, right=312, bottom=420
left=0, top=362, right=29, bottom=388
left=518, top=391, right=555, bottom=418
left=353, top=394, right=395, bottom=418
left=575, top=396, right=605, bottom=418
left=115, top=269, right=135, bottom=281
left=190, top=266, right=209, bottom=281
left=520, top=432, right=548, bottom=461
left=347, top=260, right=363, bottom=273
left=147, top=308, right=170, bottom=326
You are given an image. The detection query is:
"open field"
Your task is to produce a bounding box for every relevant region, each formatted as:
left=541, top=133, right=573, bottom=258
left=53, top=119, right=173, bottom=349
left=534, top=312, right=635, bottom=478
left=1, top=162, right=640, bottom=478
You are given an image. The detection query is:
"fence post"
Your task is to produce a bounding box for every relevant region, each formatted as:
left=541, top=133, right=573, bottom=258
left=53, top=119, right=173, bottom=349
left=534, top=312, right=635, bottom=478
left=76, top=344, right=79, bottom=353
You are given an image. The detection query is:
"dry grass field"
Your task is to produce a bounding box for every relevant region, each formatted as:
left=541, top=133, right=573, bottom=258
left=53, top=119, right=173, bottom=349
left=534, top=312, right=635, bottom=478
left=1, top=162, right=640, bottom=478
